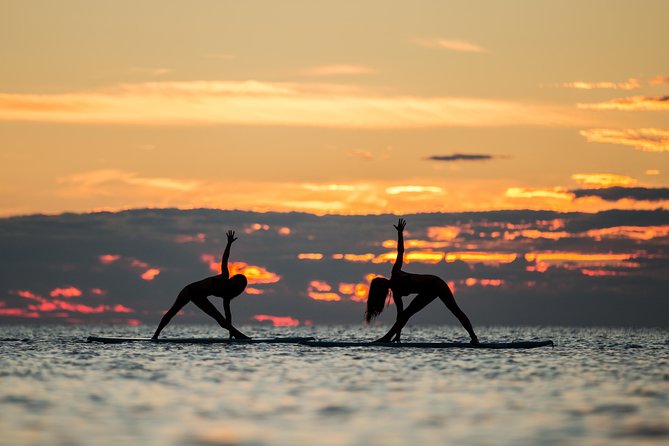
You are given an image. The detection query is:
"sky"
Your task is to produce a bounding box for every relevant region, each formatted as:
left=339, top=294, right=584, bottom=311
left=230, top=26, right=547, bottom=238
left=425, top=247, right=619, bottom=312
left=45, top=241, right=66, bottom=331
left=0, top=1, right=667, bottom=328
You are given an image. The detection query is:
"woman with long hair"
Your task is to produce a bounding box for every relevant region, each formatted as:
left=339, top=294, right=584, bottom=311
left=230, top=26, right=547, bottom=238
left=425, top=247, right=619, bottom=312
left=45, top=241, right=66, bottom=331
left=365, top=218, right=479, bottom=344
left=152, top=230, right=250, bottom=339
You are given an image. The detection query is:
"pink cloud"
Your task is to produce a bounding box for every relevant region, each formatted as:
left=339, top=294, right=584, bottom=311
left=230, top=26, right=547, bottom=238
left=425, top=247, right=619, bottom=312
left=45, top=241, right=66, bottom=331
left=253, top=314, right=300, bottom=327
left=175, top=233, right=206, bottom=243
left=112, top=304, right=134, bottom=313
left=0, top=308, right=40, bottom=318
left=16, top=290, right=41, bottom=300
left=99, top=254, right=121, bottom=265
left=131, top=259, right=149, bottom=269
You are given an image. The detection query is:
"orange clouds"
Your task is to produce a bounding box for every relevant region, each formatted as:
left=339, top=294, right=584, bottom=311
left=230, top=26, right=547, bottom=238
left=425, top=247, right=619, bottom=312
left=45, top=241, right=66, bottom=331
left=524, top=252, right=638, bottom=272
left=60, top=168, right=199, bottom=192
left=229, top=262, right=281, bottom=285
left=340, top=253, right=376, bottom=262
left=585, top=226, right=669, bottom=241
left=140, top=268, right=161, bottom=281
left=405, top=251, right=444, bottom=264
left=201, top=254, right=220, bottom=273
left=650, top=76, right=669, bottom=86
left=580, top=128, right=669, bottom=152
left=552, top=78, right=640, bottom=90
left=385, top=185, right=443, bottom=195
left=302, top=64, right=376, bottom=76
left=0, top=80, right=590, bottom=128
left=505, top=229, right=569, bottom=241
left=27, top=165, right=657, bottom=216
left=253, top=314, right=300, bottom=327
left=50, top=287, right=82, bottom=298
left=505, top=187, right=572, bottom=200
left=307, top=280, right=341, bottom=301
left=571, top=173, right=637, bottom=188
left=305, top=279, right=369, bottom=302
left=525, top=252, right=634, bottom=263
left=202, top=255, right=281, bottom=288
left=383, top=239, right=451, bottom=249
left=427, top=226, right=461, bottom=241
left=412, top=37, right=487, bottom=53
left=335, top=276, right=372, bottom=303
left=309, top=280, right=332, bottom=292
left=297, top=253, right=324, bottom=260
left=578, top=96, right=669, bottom=111
left=464, top=278, right=504, bottom=287
left=244, top=223, right=270, bottom=234
left=445, top=252, right=517, bottom=265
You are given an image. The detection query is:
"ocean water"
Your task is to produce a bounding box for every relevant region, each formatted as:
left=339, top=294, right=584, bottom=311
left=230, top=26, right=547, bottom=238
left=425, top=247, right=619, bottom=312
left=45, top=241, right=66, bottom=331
left=1, top=325, right=667, bottom=446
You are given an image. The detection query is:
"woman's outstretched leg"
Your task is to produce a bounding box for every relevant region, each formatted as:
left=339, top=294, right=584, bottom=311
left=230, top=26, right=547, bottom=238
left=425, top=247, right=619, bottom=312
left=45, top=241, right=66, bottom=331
left=438, top=283, right=478, bottom=343
left=190, top=296, right=249, bottom=339
left=152, top=289, right=191, bottom=339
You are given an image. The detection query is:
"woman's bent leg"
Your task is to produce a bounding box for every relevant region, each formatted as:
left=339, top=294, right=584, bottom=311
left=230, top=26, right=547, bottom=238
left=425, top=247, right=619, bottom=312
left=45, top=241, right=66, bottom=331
left=375, top=293, right=436, bottom=342
left=152, top=289, right=191, bottom=339
left=190, top=296, right=248, bottom=339
left=438, top=281, right=478, bottom=343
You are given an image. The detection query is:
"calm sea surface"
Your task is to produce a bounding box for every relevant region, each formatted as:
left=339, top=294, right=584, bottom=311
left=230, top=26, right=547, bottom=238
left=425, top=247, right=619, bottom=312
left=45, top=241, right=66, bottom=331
left=1, top=325, right=667, bottom=446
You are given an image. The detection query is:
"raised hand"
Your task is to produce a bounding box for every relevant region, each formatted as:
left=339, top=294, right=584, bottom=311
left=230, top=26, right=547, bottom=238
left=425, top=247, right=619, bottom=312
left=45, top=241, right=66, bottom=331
left=226, top=230, right=238, bottom=244
left=393, top=218, right=406, bottom=232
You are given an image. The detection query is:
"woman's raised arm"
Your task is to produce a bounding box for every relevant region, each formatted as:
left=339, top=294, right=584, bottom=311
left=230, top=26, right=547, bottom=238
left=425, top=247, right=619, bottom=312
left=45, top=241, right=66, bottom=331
left=392, top=218, right=406, bottom=274
left=220, top=230, right=237, bottom=278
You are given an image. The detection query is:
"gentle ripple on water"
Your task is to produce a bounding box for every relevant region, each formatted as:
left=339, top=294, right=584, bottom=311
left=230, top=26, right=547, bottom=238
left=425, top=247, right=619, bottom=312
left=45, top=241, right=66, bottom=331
left=0, top=325, right=668, bottom=446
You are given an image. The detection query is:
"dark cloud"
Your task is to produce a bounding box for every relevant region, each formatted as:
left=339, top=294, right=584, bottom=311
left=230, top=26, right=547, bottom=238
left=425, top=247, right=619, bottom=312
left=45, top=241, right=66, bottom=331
left=0, top=208, right=667, bottom=328
left=571, top=187, right=669, bottom=202
left=427, top=153, right=495, bottom=162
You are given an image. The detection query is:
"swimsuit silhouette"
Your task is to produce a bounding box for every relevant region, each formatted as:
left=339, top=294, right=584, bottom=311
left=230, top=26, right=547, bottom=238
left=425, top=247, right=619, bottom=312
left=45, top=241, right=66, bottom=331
left=366, top=218, right=479, bottom=344
left=152, top=230, right=250, bottom=340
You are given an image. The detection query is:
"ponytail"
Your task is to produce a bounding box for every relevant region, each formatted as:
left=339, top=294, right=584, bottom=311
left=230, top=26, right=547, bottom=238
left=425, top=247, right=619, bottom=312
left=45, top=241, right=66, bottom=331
left=365, top=277, right=390, bottom=322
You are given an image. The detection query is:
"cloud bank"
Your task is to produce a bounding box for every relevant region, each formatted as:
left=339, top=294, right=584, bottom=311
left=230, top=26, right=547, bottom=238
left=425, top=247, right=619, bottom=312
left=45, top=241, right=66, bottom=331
left=1, top=208, right=667, bottom=328
left=571, top=187, right=669, bottom=202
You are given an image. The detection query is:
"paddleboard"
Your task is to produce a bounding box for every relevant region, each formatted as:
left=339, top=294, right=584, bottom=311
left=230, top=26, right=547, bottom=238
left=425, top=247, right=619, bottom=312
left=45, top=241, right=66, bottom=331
left=301, top=340, right=554, bottom=349
left=86, top=336, right=315, bottom=344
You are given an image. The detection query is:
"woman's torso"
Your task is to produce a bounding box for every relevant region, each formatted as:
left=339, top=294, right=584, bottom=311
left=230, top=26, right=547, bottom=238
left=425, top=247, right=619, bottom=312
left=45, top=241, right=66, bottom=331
left=390, top=271, right=440, bottom=296
left=185, top=275, right=224, bottom=297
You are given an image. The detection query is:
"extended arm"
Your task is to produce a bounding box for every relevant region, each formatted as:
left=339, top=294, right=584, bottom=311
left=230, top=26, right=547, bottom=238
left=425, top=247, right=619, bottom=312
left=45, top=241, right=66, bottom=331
left=220, top=230, right=238, bottom=279
left=392, top=218, right=406, bottom=274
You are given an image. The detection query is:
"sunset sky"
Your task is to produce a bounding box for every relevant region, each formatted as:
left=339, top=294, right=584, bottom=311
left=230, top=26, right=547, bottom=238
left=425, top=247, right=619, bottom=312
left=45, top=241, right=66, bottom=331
left=1, top=0, right=667, bottom=216
left=1, top=1, right=668, bottom=328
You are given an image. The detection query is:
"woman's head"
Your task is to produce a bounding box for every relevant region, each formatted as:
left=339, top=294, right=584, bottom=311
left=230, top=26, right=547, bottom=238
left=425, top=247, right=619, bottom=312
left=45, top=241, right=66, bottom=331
left=365, top=277, right=390, bottom=322
left=220, top=274, right=247, bottom=298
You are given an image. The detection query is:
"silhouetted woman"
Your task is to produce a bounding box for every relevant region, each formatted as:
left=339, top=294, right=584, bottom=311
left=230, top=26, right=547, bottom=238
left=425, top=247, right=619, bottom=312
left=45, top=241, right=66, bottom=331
left=366, top=218, right=479, bottom=344
left=152, top=230, right=250, bottom=339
